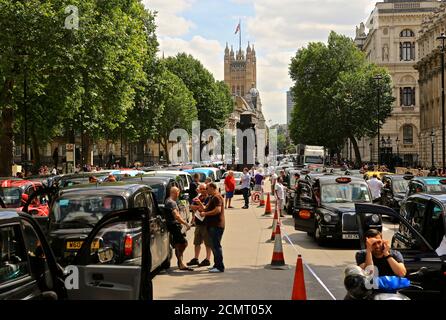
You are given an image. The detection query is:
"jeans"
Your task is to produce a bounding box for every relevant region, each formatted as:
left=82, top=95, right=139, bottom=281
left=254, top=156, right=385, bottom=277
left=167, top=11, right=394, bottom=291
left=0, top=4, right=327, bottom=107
left=242, top=188, right=250, bottom=207
left=208, top=227, right=225, bottom=271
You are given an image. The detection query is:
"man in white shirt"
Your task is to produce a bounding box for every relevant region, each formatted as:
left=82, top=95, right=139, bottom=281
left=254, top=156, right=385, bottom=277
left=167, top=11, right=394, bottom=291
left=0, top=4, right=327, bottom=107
left=275, top=177, right=286, bottom=217
left=367, top=174, right=384, bottom=202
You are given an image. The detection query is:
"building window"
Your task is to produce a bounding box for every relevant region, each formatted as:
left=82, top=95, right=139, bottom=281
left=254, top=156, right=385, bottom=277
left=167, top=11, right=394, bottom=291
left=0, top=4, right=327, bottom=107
left=403, top=125, right=414, bottom=145
left=400, top=29, right=415, bottom=37
left=400, top=42, right=415, bottom=61
left=400, top=87, right=415, bottom=106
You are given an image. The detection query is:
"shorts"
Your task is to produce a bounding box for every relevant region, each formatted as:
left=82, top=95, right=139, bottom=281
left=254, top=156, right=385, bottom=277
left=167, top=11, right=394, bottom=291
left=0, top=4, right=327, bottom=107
left=225, top=191, right=234, bottom=199
left=254, top=185, right=262, bottom=192
left=276, top=199, right=284, bottom=210
left=169, top=224, right=187, bottom=246
left=193, top=224, right=212, bottom=247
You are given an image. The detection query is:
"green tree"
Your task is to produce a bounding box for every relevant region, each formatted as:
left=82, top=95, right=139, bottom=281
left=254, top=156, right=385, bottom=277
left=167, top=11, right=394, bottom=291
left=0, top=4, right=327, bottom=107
left=289, top=32, right=394, bottom=164
left=156, top=69, right=197, bottom=162
left=164, top=53, right=233, bottom=132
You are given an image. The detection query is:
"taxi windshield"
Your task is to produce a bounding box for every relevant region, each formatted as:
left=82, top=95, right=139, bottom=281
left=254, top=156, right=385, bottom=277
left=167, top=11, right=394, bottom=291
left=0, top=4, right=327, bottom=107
left=321, top=183, right=371, bottom=204
left=392, top=179, right=409, bottom=193
left=305, top=156, right=323, bottom=164
left=0, top=187, right=23, bottom=207
left=52, top=194, right=126, bottom=228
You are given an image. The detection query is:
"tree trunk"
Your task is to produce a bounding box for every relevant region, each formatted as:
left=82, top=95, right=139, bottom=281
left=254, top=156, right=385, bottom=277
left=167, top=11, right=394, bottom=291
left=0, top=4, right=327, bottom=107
left=349, top=135, right=362, bottom=167
left=0, top=79, right=15, bottom=177
left=83, top=135, right=93, bottom=166
left=161, top=138, right=169, bottom=163
left=31, top=129, right=41, bottom=173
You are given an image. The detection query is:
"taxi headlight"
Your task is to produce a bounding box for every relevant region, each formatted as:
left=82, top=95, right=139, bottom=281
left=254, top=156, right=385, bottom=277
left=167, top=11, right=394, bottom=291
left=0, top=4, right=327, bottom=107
left=371, top=214, right=380, bottom=224
left=323, top=213, right=332, bottom=223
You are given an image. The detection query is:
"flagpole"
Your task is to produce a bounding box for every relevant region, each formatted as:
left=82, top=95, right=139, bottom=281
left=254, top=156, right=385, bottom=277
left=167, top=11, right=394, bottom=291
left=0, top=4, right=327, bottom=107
left=239, top=19, right=242, bottom=54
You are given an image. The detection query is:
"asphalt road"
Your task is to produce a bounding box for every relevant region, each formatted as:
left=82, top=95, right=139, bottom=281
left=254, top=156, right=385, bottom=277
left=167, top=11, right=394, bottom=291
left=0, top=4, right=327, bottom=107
left=152, top=195, right=398, bottom=300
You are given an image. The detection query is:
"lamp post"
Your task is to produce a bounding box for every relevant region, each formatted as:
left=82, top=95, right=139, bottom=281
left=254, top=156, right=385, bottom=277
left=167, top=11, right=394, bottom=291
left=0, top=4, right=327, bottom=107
left=374, top=75, right=383, bottom=167
left=369, top=142, right=373, bottom=163
left=381, top=136, right=386, bottom=166
left=431, top=130, right=436, bottom=168
left=21, top=54, right=29, bottom=175
left=437, top=33, right=446, bottom=173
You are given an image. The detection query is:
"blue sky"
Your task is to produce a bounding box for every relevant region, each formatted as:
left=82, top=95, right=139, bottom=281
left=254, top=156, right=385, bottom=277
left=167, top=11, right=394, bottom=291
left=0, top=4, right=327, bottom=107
left=144, top=0, right=375, bottom=125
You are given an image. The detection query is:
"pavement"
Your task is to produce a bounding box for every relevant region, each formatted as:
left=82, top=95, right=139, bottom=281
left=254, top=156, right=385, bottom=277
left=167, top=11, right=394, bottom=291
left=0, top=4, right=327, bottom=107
left=152, top=195, right=398, bottom=300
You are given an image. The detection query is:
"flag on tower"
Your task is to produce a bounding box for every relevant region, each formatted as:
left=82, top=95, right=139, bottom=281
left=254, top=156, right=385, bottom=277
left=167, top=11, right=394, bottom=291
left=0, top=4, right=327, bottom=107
left=235, top=21, right=241, bottom=34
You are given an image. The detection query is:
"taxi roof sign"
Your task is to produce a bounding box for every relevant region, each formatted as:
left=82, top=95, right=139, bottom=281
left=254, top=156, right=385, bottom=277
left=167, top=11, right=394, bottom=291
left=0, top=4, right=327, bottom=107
left=336, top=177, right=351, bottom=184
left=403, top=175, right=414, bottom=181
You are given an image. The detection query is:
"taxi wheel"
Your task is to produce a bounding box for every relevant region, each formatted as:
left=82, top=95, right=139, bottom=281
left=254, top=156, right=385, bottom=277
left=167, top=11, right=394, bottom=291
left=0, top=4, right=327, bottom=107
left=314, top=222, right=325, bottom=246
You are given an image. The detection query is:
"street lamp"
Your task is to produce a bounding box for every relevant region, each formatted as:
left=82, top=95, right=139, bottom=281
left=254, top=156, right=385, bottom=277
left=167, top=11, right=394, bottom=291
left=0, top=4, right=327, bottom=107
left=437, top=33, right=446, bottom=173
left=369, top=142, right=373, bottom=163
left=431, top=130, right=436, bottom=168
left=381, top=136, right=386, bottom=166
left=374, top=75, right=383, bottom=167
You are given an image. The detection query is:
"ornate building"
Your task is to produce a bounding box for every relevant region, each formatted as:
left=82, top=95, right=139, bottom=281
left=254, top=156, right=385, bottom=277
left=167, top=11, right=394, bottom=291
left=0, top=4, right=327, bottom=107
left=416, top=2, right=446, bottom=168
left=353, top=0, right=440, bottom=167
left=223, top=43, right=267, bottom=165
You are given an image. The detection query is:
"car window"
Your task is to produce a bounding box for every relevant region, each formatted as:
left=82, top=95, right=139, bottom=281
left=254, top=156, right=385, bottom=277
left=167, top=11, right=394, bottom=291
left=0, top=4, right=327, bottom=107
left=21, top=220, right=51, bottom=288
left=134, top=193, right=147, bottom=208
left=0, top=225, right=29, bottom=285
left=423, top=203, right=445, bottom=249
left=405, top=199, right=427, bottom=233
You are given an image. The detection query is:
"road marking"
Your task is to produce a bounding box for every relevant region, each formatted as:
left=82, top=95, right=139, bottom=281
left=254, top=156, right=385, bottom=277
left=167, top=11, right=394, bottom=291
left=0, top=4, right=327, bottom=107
left=280, top=226, right=337, bottom=301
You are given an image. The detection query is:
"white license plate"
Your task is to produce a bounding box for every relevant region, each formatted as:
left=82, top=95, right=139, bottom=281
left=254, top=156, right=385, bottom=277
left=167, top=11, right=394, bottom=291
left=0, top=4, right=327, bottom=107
left=342, top=234, right=359, bottom=240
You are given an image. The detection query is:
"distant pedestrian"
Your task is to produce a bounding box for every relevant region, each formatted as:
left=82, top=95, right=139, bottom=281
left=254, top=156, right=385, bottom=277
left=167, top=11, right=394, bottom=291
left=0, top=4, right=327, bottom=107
left=224, top=171, right=236, bottom=209
left=275, top=177, right=286, bottom=217
left=254, top=168, right=264, bottom=192
left=240, top=168, right=251, bottom=209
left=199, top=182, right=225, bottom=273
left=367, top=174, right=384, bottom=203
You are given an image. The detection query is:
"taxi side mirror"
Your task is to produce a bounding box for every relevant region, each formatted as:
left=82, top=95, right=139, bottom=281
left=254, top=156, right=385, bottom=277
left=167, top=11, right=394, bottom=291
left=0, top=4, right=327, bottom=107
left=96, top=247, right=114, bottom=264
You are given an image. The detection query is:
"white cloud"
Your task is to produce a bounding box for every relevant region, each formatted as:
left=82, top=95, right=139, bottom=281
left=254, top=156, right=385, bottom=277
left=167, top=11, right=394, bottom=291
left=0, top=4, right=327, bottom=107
left=143, top=0, right=196, bottom=37
left=159, top=36, right=224, bottom=80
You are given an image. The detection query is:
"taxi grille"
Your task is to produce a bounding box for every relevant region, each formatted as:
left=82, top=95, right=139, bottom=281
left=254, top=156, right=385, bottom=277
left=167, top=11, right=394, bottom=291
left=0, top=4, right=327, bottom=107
left=342, top=212, right=358, bottom=232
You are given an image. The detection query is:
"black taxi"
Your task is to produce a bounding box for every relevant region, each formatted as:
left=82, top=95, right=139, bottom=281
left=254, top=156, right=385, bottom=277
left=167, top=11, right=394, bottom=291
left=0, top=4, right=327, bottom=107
left=405, top=176, right=446, bottom=198
left=46, top=183, right=171, bottom=272
left=293, top=176, right=382, bottom=245
left=0, top=208, right=154, bottom=300
left=379, top=174, right=413, bottom=211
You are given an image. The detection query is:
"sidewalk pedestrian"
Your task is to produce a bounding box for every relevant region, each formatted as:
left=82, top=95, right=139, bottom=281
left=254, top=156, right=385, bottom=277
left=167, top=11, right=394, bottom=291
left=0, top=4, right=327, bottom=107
left=240, top=168, right=251, bottom=209
left=189, top=173, right=200, bottom=204
left=275, top=177, right=286, bottom=217
left=224, top=171, right=236, bottom=209
left=199, top=183, right=225, bottom=273
left=254, top=168, right=264, bottom=192
left=187, top=184, right=212, bottom=267
left=165, top=187, right=193, bottom=271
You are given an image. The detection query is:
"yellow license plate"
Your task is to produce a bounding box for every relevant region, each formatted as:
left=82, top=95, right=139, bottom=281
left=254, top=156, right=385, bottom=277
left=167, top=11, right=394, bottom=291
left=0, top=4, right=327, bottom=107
left=66, top=240, right=100, bottom=251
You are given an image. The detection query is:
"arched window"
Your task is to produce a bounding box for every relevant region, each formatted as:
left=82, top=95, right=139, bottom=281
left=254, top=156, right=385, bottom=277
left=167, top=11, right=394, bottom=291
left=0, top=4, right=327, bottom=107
left=403, top=125, right=414, bottom=145
left=400, top=29, right=415, bottom=37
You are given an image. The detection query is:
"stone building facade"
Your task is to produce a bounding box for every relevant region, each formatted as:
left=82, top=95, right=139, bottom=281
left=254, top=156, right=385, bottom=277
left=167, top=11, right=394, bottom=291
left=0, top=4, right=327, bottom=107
left=416, top=2, right=446, bottom=168
left=353, top=0, right=441, bottom=167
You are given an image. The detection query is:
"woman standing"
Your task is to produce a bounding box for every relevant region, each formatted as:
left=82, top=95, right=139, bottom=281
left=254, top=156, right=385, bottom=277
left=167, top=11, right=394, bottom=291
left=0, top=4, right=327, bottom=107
left=224, top=171, right=236, bottom=209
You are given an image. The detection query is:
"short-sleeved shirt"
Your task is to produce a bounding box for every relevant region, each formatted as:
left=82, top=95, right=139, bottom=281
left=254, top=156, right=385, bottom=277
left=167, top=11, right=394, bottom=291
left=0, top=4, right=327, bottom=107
left=189, top=182, right=199, bottom=203
left=192, top=195, right=209, bottom=226
left=275, top=183, right=285, bottom=200
left=254, top=173, right=264, bottom=185
left=241, top=173, right=251, bottom=189
left=355, top=250, right=404, bottom=276
left=204, top=194, right=225, bottom=228
left=165, top=198, right=179, bottom=226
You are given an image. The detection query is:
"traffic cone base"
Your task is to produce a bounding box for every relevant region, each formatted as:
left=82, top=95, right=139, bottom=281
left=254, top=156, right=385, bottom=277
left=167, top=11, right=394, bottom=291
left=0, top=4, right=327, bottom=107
left=265, top=223, right=290, bottom=270
left=291, top=255, right=307, bottom=300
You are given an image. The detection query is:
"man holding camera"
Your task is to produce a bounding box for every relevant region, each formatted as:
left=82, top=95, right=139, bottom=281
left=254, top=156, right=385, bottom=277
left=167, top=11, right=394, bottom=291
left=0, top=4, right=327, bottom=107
left=356, top=229, right=406, bottom=277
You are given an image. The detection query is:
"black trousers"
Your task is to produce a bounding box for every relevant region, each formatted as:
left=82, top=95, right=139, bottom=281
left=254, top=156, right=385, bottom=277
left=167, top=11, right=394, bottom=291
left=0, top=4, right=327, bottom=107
left=242, top=188, right=250, bottom=207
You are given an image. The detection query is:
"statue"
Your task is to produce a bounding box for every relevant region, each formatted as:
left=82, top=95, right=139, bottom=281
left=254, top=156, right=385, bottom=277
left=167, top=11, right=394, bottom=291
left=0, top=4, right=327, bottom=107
left=383, top=45, right=389, bottom=61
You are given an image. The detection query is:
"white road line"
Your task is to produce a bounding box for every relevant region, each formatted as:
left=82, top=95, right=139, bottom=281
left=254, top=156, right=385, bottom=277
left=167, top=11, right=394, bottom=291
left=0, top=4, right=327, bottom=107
left=280, top=227, right=337, bottom=301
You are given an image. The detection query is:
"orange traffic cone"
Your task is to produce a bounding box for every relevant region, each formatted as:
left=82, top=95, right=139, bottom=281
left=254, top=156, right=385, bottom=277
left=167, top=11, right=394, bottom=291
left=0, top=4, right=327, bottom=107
left=268, top=206, right=279, bottom=230
left=259, top=190, right=265, bottom=207
left=291, top=255, right=307, bottom=300
left=265, top=223, right=290, bottom=270
left=263, top=193, right=272, bottom=216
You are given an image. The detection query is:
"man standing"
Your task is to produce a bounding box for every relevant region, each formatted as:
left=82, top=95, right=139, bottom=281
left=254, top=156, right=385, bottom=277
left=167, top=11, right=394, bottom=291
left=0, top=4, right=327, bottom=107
left=165, top=187, right=193, bottom=271
left=275, top=177, right=286, bottom=217
left=199, top=183, right=225, bottom=273
left=240, top=168, right=251, bottom=209
left=254, top=168, right=264, bottom=192
left=187, top=184, right=212, bottom=268
left=367, top=174, right=384, bottom=203
left=189, top=173, right=200, bottom=204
